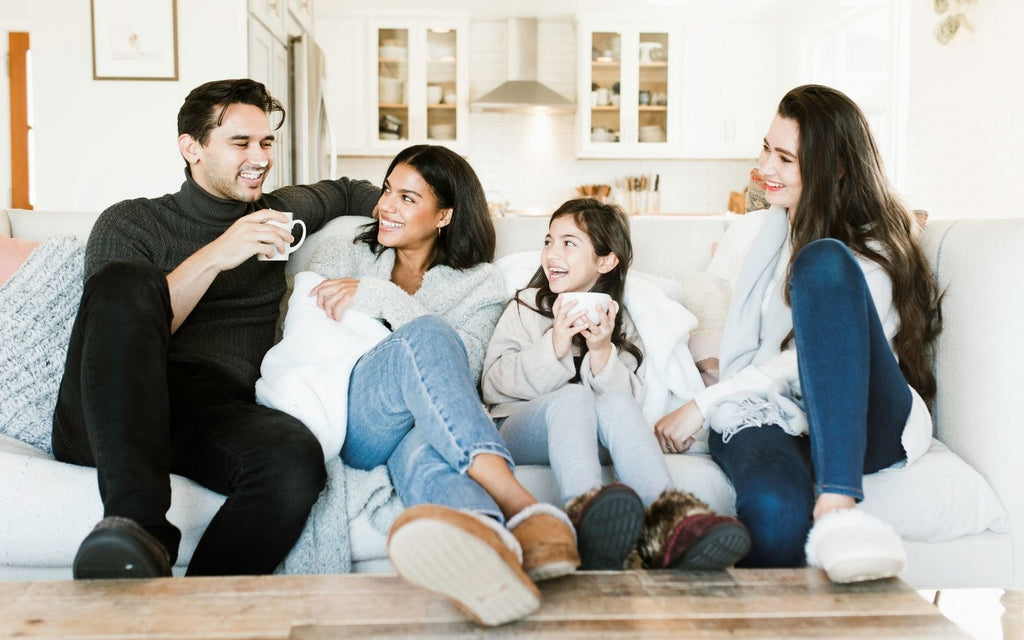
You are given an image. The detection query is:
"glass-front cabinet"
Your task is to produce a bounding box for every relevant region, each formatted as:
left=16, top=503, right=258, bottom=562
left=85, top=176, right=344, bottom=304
left=577, top=22, right=680, bottom=158
left=371, top=19, right=468, bottom=152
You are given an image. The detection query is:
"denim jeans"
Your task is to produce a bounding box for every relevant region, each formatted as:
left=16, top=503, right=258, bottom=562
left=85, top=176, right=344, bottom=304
left=498, top=386, right=672, bottom=506
left=342, top=315, right=513, bottom=522
left=709, top=239, right=910, bottom=567
left=52, top=262, right=327, bottom=575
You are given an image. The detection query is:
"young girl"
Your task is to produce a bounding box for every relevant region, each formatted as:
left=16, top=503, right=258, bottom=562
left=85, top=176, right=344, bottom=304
left=482, top=198, right=750, bottom=571
left=654, top=85, right=943, bottom=584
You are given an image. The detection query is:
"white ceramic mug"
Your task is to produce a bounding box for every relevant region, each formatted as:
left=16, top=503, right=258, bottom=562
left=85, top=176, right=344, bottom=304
left=560, top=291, right=613, bottom=325
left=257, top=212, right=306, bottom=261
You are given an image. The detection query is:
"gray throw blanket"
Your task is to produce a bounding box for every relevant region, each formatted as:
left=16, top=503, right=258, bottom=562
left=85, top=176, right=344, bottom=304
left=276, top=459, right=403, bottom=574
left=0, top=236, right=84, bottom=453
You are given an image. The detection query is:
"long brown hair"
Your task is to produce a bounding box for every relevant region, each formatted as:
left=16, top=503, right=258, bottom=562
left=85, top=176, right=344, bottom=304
left=515, top=198, right=643, bottom=372
left=778, top=84, right=942, bottom=403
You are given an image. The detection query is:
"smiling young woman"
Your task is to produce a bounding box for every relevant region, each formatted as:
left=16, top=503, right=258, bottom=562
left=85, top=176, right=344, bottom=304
left=303, top=144, right=581, bottom=626
left=654, top=84, right=942, bottom=585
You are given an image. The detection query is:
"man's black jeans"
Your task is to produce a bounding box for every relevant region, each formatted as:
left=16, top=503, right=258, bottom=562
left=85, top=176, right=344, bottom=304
left=52, top=261, right=326, bottom=575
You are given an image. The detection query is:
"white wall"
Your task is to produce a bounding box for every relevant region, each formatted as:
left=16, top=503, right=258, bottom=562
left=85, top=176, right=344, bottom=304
left=903, top=0, right=1022, bottom=218
left=27, top=0, right=249, bottom=211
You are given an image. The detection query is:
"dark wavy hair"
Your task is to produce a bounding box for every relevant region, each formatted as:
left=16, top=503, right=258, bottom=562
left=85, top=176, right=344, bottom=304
left=177, top=78, right=285, bottom=146
left=514, top=198, right=643, bottom=373
left=355, top=145, right=495, bottom=269
left=778, top=84, right=942, bottom=403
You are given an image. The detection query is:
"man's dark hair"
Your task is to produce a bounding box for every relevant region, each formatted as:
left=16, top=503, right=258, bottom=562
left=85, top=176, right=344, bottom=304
left=177, top=79, right=285, bottom=146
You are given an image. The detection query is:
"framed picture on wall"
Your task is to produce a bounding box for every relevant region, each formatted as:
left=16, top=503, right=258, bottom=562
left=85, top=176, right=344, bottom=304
left=91, top=0, right=179, bottom=81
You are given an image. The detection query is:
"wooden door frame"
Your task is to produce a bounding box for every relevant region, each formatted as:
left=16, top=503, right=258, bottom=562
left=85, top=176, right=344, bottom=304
left=8, top=31, right=31, bottom=209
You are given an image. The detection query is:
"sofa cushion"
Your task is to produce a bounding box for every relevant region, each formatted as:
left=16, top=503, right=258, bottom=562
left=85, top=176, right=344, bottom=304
left=862, top=439, right=1008, bottom=542
left=0, top=235, right=41, bottom=286
left=0, top=236, right=84, bottom=453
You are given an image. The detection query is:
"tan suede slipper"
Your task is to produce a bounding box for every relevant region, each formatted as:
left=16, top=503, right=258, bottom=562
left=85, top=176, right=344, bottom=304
left=387, top=504, right=540, bottom=627
left=507, top=503, right=580, bottom=582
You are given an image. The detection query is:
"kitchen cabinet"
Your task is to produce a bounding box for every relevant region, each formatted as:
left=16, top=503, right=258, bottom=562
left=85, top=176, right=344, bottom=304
left=288, top=0, right=314, bottom=34
left=680, top=21, right=777, bottom=159
left=369, top=18, right=469, bottom=153
left=248, top=15, right=292, bottom=189
left=249, top=0, right=287, bottom=44
left=576, top=21, right=682, bottom=158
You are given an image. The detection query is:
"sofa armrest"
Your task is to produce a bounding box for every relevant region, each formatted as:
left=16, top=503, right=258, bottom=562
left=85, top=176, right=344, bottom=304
left=0, top=210, right=10, bottom=237
left=921, top=218, right=1024, bottom=587
left=3, top=209, right=99, bottom=243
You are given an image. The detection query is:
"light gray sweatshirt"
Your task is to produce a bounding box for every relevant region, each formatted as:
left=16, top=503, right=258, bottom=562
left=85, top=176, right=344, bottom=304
left=481, top=288, right=645, bottom=419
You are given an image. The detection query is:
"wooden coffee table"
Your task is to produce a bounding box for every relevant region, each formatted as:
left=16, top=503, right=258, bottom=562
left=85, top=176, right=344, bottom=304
left=0, top=569, right=968, bottom=639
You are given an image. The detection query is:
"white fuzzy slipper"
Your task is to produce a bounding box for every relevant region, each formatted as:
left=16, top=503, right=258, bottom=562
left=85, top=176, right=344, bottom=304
left=388, top=504, right=540, bottom=627
left=805, top=508, right=906, bottom=584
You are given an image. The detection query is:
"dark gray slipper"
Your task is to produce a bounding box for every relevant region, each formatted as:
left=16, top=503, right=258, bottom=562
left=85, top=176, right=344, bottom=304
left=568, top=484, right=645, bottom=570
left=73, top=516, right=172, bottom=580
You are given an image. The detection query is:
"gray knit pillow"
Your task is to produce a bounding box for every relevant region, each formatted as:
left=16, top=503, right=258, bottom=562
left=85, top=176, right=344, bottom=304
left=0, top=236, right=84, bottom=454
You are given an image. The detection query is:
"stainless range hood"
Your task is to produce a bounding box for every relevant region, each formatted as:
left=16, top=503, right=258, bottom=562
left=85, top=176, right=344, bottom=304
left=472, top=18, right=575, bottom=114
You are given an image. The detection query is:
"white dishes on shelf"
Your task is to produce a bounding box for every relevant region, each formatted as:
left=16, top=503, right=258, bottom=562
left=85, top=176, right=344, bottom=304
left=427, top=84, right=444, bottom=105
left=378, top=45, right=407, bottom=60
left=638, top=42, right=663, bottom=63
left=379, top=77, right=404, bottom=104
left=639, top=125, right=666, bottom=142
left=428, top=123, right=455, bottom=140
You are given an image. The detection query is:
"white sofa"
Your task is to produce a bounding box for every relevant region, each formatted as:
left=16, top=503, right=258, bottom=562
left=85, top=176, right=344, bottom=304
left=1, top=208, right=1021, bottom=602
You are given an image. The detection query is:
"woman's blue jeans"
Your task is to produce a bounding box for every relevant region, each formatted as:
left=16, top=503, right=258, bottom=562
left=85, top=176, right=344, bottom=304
left=709, top=239, right=911, bottom=567
left=342, top=315, right=514, bottom=522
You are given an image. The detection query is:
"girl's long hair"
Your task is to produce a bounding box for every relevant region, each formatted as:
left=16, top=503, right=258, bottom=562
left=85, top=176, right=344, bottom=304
left=779, top=84, right=942, bottom=403
left=514, top=198, right=643, bottom=372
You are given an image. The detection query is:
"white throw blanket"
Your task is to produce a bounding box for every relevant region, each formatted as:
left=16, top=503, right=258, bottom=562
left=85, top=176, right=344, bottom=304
left=255, top=271, right=391, bottom=460
left=621, top=276, right=705, bottom=426
left=258, top=271, right=402, bottom=574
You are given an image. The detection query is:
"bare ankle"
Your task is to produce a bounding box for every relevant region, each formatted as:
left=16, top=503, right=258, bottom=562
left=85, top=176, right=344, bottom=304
left=813, top=493, right=857, bottom=522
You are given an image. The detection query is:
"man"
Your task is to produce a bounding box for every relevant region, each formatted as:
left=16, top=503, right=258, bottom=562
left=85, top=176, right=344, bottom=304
left=51, top=78, right=379, bottom=578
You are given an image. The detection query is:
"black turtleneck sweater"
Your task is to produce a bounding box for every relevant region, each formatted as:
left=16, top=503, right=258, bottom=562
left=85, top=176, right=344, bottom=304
left=85, top=169, right=380, bottom=386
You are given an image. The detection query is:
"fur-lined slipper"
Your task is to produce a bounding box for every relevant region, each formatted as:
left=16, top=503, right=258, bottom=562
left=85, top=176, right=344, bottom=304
left=388, top=504, right=540, bottom=627
left=638, top=489, right=751, bottom=570
left=805, top=508, right=905, bottom=584
left=507, top=502, right=580, bottom=581
left=564, top=484, right=645, bottom=571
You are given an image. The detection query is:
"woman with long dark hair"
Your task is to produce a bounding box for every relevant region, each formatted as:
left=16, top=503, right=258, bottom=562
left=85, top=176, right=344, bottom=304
left=654, top=85, right=942, bottom=583
left=308, top=145, right=579, bottom=626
